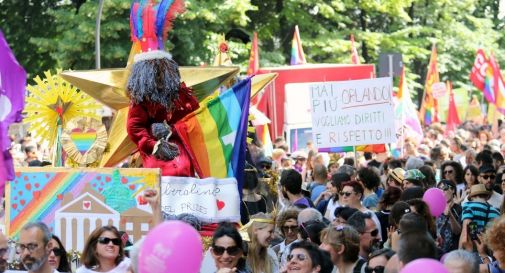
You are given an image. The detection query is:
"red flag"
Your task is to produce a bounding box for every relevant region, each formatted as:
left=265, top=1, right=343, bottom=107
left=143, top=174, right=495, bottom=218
left=469, top=49, right=488, bottom=92
left=445, top=81, right=461, bottom=134
left=350, top=34, right=360, bottom=64
left=470, top=49, right=495, bottom=103
left=247, top=32, right=259, bottom=75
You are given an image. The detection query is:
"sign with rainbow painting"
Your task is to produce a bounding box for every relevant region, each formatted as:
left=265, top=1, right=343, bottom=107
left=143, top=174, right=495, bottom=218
left=6, top=167, right=160, bottom=250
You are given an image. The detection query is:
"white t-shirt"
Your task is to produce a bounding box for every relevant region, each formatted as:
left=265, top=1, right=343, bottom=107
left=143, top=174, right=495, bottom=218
left=324, top=199, right=341, bottom=222
left=76, top=258, right=131, bottom=273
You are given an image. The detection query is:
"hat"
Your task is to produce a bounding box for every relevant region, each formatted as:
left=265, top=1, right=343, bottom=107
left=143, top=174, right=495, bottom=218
left=257, top=156, right=272, bottom=166
left=479, top=165, right=496, bottom=174
left=127, top=0, right=186, bottom=112
left=437, top=179, right=456, bottom=190
left=404, top=169, right=426, bottom=181
left=291, top=150, right=308, bottom=160
left=389, top=168, right=405, bottom=184
left=468, top=184, right=491, bottom=198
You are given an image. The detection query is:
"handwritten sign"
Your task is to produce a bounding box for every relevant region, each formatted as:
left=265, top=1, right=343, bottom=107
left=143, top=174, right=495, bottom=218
left=160, top=176, right=240, bottom=223
left=309, top=77, right=396, bottom=148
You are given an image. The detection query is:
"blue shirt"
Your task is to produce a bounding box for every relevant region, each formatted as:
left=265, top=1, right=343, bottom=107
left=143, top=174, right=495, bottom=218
left=310, top=184, right=326, bottom=202
left=462, top=201, right=500, bottom=229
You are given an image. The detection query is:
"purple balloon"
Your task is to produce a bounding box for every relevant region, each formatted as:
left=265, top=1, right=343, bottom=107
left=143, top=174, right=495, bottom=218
left=400, top=258, right=449, bottom=273
left=139, top=221, right=203, bottom=273
left=423, top=187, right=447, bottom=217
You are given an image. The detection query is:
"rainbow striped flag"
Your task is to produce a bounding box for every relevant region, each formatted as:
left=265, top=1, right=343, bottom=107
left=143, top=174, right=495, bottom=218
left=488, top=53, right=505, bottom=115
left=175, top=78, right=251, bottom=189
left=290, top=25, right=306, bottom=65
left=420, top=44, right=440, bottom=125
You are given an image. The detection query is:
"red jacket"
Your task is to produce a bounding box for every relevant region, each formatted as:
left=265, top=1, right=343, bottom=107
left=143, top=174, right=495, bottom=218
left=127, top=83, right=199, bottom=176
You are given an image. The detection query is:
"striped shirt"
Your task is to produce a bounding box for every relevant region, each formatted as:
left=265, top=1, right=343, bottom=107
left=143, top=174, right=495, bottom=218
left=462, top=201, right=500, bottom=229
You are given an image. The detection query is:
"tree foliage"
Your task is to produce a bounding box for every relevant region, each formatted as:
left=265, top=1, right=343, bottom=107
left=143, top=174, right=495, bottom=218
left=2, top=0, right=504, bottom=102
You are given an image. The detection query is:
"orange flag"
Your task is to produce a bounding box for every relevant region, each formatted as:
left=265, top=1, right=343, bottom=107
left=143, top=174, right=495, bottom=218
left=350, top=34, right=360, bottom=64
left=420, top=44, right=440, bottom=125
left=247, top=32, right=259, bottom=75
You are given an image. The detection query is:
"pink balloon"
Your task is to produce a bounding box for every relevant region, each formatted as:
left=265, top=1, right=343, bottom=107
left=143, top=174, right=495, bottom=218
left=423, top=188, right=446, bottom=217
left=400, top=258, right=449, bottom=273
left=139, top=221, right=203, bottom=273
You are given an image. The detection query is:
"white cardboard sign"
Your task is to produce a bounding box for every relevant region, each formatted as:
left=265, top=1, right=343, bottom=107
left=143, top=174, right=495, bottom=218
left=160, top=176, right=240, bottom=223
left=309, top=77, right=397, bottom=148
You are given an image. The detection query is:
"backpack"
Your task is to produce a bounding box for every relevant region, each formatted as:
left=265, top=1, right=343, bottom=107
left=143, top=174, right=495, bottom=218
left=354, top=258, right=366, bottom=273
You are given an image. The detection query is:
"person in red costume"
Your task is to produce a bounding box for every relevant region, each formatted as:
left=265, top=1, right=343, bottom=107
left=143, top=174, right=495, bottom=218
left=126, top=0, right=197, bottom=177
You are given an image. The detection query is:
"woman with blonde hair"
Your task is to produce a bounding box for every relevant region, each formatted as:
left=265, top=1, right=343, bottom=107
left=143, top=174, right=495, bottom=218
left=242, top=213, right=279, bottom=273
left=319, top=225, right=364, bottom=273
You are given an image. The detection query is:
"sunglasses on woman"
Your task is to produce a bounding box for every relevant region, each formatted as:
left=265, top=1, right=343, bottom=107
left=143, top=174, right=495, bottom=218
left=212, top=245, right=241, bottom=256
left=97, top=237, right=122, bottom=246
left=339, top=191, right=353, bottom=197
left=287, top=253, right=307, bottom=262
left=51, top=248, right=64, bottom=257
left=365, top=266, right=385, bottom=273
left=363, top=229, right=379, bottom=237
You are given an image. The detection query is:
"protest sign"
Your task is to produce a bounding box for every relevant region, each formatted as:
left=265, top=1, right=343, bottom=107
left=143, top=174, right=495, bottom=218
left=160, top=176, right=240, bottom=223
left=309, top=77, right=396, bottom=148
left=7, top=167, right=159, bottom=251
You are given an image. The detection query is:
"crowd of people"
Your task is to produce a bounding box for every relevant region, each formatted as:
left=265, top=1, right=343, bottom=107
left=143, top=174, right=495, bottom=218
left=5, top=121, right=505, bottom=273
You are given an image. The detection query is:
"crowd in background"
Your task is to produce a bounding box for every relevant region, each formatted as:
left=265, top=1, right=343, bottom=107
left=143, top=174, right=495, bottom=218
left=5, top=120, right=505, bottom=273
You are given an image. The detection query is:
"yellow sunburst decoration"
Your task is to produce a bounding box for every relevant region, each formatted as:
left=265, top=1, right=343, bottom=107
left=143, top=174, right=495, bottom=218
left=24, top=70, right=102, bottom=150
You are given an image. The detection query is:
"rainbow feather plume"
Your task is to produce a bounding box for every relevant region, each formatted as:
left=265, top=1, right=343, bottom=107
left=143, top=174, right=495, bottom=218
left=157, top=0, right=185, bottom=49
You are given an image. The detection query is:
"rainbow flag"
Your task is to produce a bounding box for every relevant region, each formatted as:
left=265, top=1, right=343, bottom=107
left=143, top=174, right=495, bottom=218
left=420, top=44, right=440, bottom=125
left=318, top=145, right=386, bottom=153
left=484, top=59, right=496, bottom=104
left=175, top=78, right=251, bottom=189
left=261, top=124, right=273, bottom=157
left=290, top=25, right=306, bottom=65
left=391, top=68, right=423, bottom=157
left=396, top=68, right=423, bottom=143
left=488, top=53, right=505, bottom=115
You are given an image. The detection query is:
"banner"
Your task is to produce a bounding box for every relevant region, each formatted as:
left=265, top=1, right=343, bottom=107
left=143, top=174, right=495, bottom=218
left=160, top=176, right=240, bottom=223
left=7, top=167, right=159, bottom=251
left=309, top=77, right=396, bottom=148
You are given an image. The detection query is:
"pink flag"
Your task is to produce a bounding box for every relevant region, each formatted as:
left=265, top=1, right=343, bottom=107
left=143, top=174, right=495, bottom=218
left=0, top=30, right=26, bottom=186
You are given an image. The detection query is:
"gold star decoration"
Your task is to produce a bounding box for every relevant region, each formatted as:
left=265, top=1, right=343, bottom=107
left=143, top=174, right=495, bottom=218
left=60, top=66, right=241, bottom=167
left=60, top=45, right=278, bottom=167
left=47, top=95, right=73, bottom=118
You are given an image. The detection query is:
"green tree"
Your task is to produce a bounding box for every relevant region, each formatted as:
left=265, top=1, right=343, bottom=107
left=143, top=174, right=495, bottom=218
left=30, top=0, right=131, bottom=70
left=5, top=0, right=505, bottom=106
left=0, top=0, right=59, bottom=78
